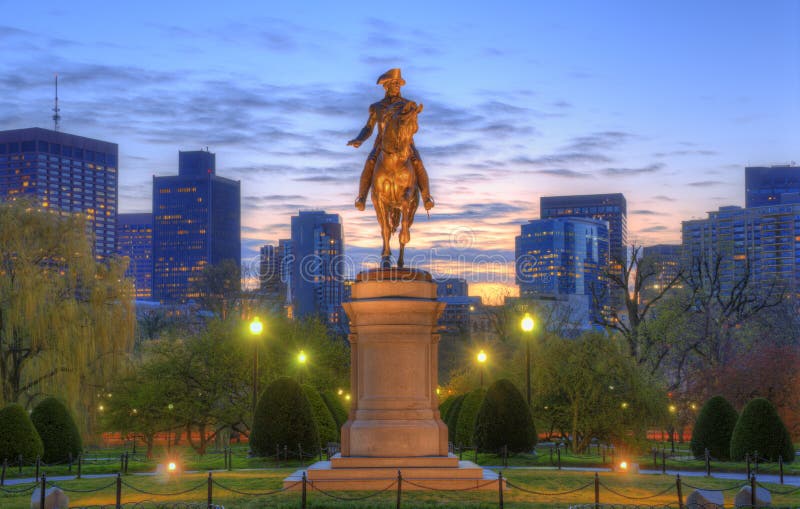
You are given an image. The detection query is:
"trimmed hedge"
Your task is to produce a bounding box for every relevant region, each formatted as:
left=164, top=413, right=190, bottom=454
left=250, top=377, right=319, bottom=457
left=302, top=385, right=339, bottom=445
left=0, top=403, right=44, bottom=462
left=474, top=379, right=537, bottom=453
left=454, top=388, right=486, bottom=448
left=444, top=394, right=466, bottom=443
left=730, top=397, right=794, bottom=462
left=438, top=395, right=457, bottom=421
left=320, top=391, right=349, bottom=430
left=30, top=397, right=82, bottom=464
left=690, top=396, right=738, bottom=460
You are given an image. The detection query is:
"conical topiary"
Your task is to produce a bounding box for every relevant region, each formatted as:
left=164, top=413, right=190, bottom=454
left=474, top=379, right=537, bottom=453
left=690, top=396, right=738, bottom=460
left=302, top=385, right=339, bottom=445
left=730, top=397, right=794, bottom=462
left=0, top=403, right=44, bottom=463
left=444, top=393, right=466, bottom=443
left=320, top=391, right=349, bottom=430
left=250, top=377, right=318, bottom=457
left=438, top=394, right=458, bottom=420
left=454, top=388, right=486, bottom=448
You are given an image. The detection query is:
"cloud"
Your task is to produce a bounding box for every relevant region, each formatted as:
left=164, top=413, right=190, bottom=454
left=631, top=209, right=667, bottom=216
left=562, top=131, right=634, bottom=152
left=601, top=163, right=664, bottom=176
left=513, top=153, right=612, bottom=167
left=653, top=149, right=718, bottom=157
left=527, top=168, right=591, bottom=179
left=641, top=225, right=669, bottom=232
left=652, top=195, right=676, bottom=202
left=688, top=180, right=725, bottom=187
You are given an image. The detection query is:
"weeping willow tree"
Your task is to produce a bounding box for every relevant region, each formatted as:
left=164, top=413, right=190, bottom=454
left=0, top=200, right=135, bottom=436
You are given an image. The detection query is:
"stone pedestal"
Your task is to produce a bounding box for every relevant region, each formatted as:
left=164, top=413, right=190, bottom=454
left=283, top=269, right=499, bottom=491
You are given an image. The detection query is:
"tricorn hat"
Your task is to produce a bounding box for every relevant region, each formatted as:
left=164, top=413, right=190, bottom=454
left=377, top=68, right=406, bottom=86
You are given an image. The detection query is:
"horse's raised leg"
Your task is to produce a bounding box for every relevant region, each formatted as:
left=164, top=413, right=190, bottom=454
left=373, top=196, right=392, bottom=268
left=397, top=197, right=418, bottom=269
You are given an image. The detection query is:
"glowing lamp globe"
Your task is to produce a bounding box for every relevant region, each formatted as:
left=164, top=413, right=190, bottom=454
left=521, top=314, right=534, bottom=332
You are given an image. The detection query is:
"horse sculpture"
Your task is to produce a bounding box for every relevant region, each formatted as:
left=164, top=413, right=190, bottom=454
left=371, top=101, right=423, bottom=268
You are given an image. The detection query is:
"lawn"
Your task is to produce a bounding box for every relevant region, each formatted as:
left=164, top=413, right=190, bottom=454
left=1, top=468, right=798, bottom=508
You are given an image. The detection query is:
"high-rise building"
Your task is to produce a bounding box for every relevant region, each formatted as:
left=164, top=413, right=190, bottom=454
left=540, top=193, right=627, bottom=267
left=516, top=217, right=610, bottom=324
left=745, top=165, right=800, bottom=207
left=0, top=127, right=118, bottom=259
left=116, top=213, right=153, bottom=299
left=434, top=277, right=480, bottom=334
left=289, top=211, right=345, bottom=331
left=682, top=204, right=800, bottom=301
left=640, top=244, right=683, bottom=303
left=152, top=150, right=240, bottom=303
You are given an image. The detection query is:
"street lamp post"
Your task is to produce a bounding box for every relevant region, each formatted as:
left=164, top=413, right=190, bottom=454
left=297, top=350, right=308, bottom=384
left=249, top=317, right=264, bottom=416
left=476, top=349, right=487, bottom=388
left=521, top=313, right=535, bottom=408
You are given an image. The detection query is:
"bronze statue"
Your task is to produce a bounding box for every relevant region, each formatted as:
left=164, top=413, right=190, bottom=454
left=348, top=69, right=433, bottom=268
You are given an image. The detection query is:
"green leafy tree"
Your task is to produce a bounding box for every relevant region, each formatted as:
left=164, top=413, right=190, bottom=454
left=533, top=332, right=668, bottom=452
left=454, top=388, right=485, bottom=448
left=302, top=385, right=338, bottom=445
left=474, top=379, right=536, bottom=453
left=0, top=403, right=43, bottom=462
left=690, top=396, right=738, bottom=460
left=444, top=393, right=466, bottom=443
left=251, top=377, right=318, bottom=456
left=730, top=398, right=794, bottom=462
left=0, top=200, right=135, bottom=434
left=30, top=397, right=82, bottom=463
left=320, top=391, right=348, bottom=430
left=438, top=395, right=458, bottom=422
left=192, top=260, right=241, bottom=320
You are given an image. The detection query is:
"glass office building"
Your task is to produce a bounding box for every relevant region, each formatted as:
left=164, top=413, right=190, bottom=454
left=116, top=212, right=154, bottom=299
left=516, top=217, right=610, bottom=323
left=745, top=165, right=800, bottom=208
left=152, top=150, right=240, bottom=303
left=0, top=127, right=118, bottom=259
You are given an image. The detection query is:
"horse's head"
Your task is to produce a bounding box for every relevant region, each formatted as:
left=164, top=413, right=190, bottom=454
left=381, top=101, right=423, bottom=154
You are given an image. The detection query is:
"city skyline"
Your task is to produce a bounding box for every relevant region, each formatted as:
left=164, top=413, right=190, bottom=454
left=1, top=1, right=797, bottom=300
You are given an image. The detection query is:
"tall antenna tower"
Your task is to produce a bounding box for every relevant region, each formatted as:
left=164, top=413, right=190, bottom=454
left=52, top=74, right=61, bottom=131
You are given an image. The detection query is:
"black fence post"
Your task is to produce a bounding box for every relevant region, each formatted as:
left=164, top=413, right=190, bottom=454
left=594, top=472, right=600, bottom=509
left=1, top=458, right=5, bottom=486
left=601, top=446, right=605, bottom=465
left=551, top=446, right=554, bottom=465
left=40, top=473, right=46, bottom=509
left=754, top=450, right=759, bottom=476
left=284, top=444, right=288, bottom=462
left=661, top=450, right=666, bottom=474
left=77, top=454, right=82, bottom=479
left=124, top=452, right=129, bottom=474
left=228, top=448, right=232, bottom=471
left=610, top=446, right=614, bottom=468
left=557, top=444, right=562, bottom=470
left=35, top=456, right=40, bottom=482
left=498, top=471, right=504, bottom=509
left=750, top=474, right=756, bottom=507
left=68, top=452, right=73, bottom=474
left=120, top=453, right=125, bottom=473
left=276, top=444, right=281, bottom=467
left=676, top=473, right=683, bottom=509
left=301, top=471, right=307, bottom=509
left=115, top=472, right=122, bottom=509
left=653, top=448, right=657, bottom=468
left=207, top=471, right=213, bottom=509
left=17, top=454, right=22, bottom=474
left=746, top=452, right=751, bottom=479
left=396, top=469, right=402, bottom=509
left=704, top=448, right=710, bottom=476
left=779, top=454, right=784, bottom=484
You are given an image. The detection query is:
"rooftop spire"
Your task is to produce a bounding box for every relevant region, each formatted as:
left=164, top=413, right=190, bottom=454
left=52, top=74, right=61, bottom=131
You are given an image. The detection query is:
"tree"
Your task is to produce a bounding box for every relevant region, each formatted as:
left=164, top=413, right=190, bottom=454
left=320, top=391, right=348, bottom=430
left=730, top=398, right=794, bottom=462
left=474, top=379, right=536, bottom=453
left=593, top=245, right=683, bottom=374
left=444, top=393, right=466, bottom=443
left=454, top=388, right=485, bottom=448
left=533, top=332, right=668, bottom=452
left=192, top=260, right=241, bottom=320
left=0, top=403, right=43, bottom=462
left=0, top=200, right=135, bottom=428
left=690, top=396, right=738, bottom=460
left=302, top=385, right=338, bottom=445
left=251, top=377, right=318, bottom=457
left=30, top=397, right=82, bottom=463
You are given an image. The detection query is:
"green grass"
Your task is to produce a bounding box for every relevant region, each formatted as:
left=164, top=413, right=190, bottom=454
left=1, top=468, right=798, bottom=508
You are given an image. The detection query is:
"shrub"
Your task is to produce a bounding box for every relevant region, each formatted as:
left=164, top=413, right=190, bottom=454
left=474, top=379, right=537, bottom=453
left=444, top=394, right=466, bottom=443
left=454, top=388, right=486, bottom=447
left=730, top=397, right=794, bottom=462
left=302, top=385, right=339, bottom=445
left=251, top=377, right=318, bottom=457
left=438, top=395, right=457, bottom=420
left=0, top=404, right=44, bottom=462
left=690, top=396, right=738, bottom=460
left=320, top=391, right=349, bottom=430
left=30, top=397, right=83, bottom=463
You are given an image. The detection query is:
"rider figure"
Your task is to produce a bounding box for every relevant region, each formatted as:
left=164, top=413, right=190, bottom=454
left=348, top=68, right=434, bottom=212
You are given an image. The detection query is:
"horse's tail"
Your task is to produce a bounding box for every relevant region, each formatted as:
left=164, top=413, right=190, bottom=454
left=390, top=208, right=401, bottom=233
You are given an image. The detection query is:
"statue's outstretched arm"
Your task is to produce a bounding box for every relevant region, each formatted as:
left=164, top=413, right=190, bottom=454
left=347, top=106, right=377, bottom=148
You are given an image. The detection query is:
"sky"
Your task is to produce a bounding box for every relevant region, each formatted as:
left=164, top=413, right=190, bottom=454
left=1, top=1, right=798, bottom=300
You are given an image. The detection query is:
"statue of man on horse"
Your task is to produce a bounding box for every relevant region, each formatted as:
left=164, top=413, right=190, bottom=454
left=348, top=69, right=434, bottom=268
